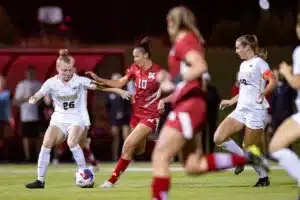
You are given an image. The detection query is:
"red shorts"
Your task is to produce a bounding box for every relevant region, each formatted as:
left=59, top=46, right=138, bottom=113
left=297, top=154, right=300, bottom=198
left=165, top=97, right=206, bottom=140
left=130, top=115, right=159, bottom=132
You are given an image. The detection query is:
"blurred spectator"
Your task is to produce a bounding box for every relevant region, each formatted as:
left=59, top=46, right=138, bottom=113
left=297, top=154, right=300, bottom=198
left=14, top=66, right=42, bottom=162
left=0, top=75, right=12, bottom=160
left=269, top=69, right=296, bottom=134
left=201, top=72, right=220, bottom=153
left=105, top=73, right=131, bottom=161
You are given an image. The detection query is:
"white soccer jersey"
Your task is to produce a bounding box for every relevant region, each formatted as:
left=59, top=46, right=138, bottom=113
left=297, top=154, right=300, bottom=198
left=292, top=46, right=300, bottom=111
left=39, top=74, right=93, bottom=123
left=236, top=56, right=270, bottom=110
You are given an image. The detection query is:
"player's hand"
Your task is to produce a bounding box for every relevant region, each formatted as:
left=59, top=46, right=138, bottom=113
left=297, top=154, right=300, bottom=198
left=28, top=96, right=37, bottom=104
left=85, top=71, right=99, bottom=80
left=256, top=93, right=264, bottom=104
left=160, top=80, right=175, bottom=93
left=279, top=61, right=292, bottom=77
left=157, top=99, right=165, bottom=114
left=117, top=89, right=131, bottom=100
left=219, top=99, right=233, bottom=110
left=156, top=70, right=171, bottom=83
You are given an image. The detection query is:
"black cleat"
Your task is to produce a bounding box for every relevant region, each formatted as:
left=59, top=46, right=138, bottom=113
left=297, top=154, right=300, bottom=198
left=253, top=177, right=270, bottom=187
left=234, top=165, right=244, bottom=175
left=25, top=180, right=45, bottom=189
left=297, top=187, right=300, bottom=200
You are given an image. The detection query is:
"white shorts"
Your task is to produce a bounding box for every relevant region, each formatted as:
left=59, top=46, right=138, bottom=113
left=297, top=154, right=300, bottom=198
left=50, top=120, right=85, bottom=137
left=82, top=110, right=91, bottom=127
left=229, top=107, right=267, bottom=130
left=292, top=112, right=300, bottom=124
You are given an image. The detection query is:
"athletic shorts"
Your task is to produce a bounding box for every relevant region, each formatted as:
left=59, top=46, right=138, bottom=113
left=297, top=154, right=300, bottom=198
left=229, top=107, right=268, bottom=130
left=165, top=97, right=206, bottom=140
left=130, top=115, right=159, bottom=132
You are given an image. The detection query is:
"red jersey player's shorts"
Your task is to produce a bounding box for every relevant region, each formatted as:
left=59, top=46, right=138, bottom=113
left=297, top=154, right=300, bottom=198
left=165, top=96, right=206, bottom=140
left=130, top=115, right=159, bottom=132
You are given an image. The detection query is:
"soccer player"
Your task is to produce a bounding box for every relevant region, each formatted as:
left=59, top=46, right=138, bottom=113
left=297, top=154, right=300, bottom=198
left=213, top=34, right=276, bottom=187
left=268, top=13, right=300, bottom=200
left=151, top=6, right=269, bottom=200
left=25, top=49, right=130, bottom=189
left=86, top=37, right=163, bottom=188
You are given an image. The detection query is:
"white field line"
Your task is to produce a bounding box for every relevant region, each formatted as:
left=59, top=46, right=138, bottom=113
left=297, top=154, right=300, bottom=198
left=0, top=166, right=283, bottom=173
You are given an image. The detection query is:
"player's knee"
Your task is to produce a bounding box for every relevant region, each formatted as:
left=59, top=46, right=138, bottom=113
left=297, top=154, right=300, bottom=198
left=213, top=133, right=224, bottom=146
left=42, top=138, right=54, bottom=149
left=67, top=138, right=78, bottom=148
left=268, top=140, right=280, bottom=153
left=151, top=145, right=169, bottom=164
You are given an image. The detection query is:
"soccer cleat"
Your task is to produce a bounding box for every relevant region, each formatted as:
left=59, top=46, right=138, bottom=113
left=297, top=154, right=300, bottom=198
left=245, top=145, right=270, bottom=173
left=253, top=177, right=270, bottom=187
left=100, top=180, right=114, bottom=188
left=25, top=180, right=45, bottom=189
left=234, top=165, right=244, bottom=175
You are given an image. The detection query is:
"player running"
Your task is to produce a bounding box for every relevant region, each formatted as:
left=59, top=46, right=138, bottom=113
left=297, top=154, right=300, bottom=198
left=25, top=49, right=130, bottom=189
left=86, top=37, right=163, bottom=188
left=213, top=34, right=276, bottom=187
left=151, top=6, right=269, bottom=200
left=268, top=13, right=300, bottom=200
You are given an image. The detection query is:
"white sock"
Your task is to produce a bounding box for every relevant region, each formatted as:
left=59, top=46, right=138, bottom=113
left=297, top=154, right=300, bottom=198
left=271, top=148, right=300, bottom=182
left=70, top=145, right=86, bottom=169
left=252, top=165, right=268, bottom=178
left=221, top=139, right=244, bottom=156
left=37, top=146, right=51, bottom=182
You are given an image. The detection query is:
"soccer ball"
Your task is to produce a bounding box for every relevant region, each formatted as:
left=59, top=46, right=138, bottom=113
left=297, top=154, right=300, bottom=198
left=75, top=168, right=95, bottom=188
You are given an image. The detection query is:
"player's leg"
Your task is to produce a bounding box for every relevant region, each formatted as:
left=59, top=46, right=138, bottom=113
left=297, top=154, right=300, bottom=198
left=80, top=127, right=99, bottom=171
left=67, top=124, right=86, bottom=169
left=25, top=125, right=65, bottom=189
left=135, top=118, right=158, bottom=155
left=244, top=127, right=269, bottom=186
left=111, top=125, right=120, bottom=161
left=101, top=122, right=153, bottom=188
left=213, top=109, right=245, bottom=174
left=152, top=126, right=186, bottom=200
left=269, top=114, right=300, bottom=198
left=242, top=109, right=269, bottom=187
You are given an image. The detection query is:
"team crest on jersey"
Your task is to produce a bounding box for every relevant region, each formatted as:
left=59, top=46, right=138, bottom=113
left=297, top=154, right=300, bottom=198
left=148, top=72, right=155, bottom=79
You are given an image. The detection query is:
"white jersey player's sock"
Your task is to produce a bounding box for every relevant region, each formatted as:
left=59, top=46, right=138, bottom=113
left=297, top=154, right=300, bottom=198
left=70, top=145, right=86, bottom=169
left=37, top=146, right=51, bottom=182
left=271, top=148, right=300, bottom=182
left=252, top=165, right=268, bottom=178
left=221, top=139, right=244, bottom=156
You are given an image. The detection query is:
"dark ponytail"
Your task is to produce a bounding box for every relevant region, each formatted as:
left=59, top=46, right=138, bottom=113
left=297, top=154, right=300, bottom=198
left=136, top=37, right=152, bottom=58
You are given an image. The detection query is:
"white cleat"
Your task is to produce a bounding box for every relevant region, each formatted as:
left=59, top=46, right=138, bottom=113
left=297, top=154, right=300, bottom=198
left=52, top=158, right=60, bottom=166
left=100, top=180, right=114, bottom=188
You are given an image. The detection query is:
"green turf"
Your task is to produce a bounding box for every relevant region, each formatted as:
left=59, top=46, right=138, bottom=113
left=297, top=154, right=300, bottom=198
left=0, top=163, right=296, bottom=200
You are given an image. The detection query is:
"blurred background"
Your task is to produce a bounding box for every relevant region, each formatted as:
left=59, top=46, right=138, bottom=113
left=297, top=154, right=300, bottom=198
left=0, top=0, right=299, bottom=164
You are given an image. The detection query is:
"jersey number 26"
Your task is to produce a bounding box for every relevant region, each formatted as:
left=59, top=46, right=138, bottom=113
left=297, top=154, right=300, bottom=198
left=63, top=101, right=75, bottom=110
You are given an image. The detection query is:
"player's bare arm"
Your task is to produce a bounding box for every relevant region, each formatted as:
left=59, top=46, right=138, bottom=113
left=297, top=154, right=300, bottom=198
left=86, top=71, right=129, bottom=88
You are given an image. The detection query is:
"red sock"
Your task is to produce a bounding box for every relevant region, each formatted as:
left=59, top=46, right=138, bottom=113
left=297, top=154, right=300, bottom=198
left=152, top=177, right=170, bottom=200
left=83, top=147, right=97, bottom=166
left=206, top=153, right=247, bottom=171
left=108, top=158, right=131, bottom=184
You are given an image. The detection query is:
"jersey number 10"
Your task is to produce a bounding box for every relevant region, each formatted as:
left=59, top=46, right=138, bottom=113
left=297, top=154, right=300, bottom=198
left=138, top=79, right=147, bottom=89
left=63, top=101, right=75, bottom=110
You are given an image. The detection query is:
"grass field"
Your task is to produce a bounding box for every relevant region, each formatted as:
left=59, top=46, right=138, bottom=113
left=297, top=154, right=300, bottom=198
left=0, top=163, right=297, bottom=200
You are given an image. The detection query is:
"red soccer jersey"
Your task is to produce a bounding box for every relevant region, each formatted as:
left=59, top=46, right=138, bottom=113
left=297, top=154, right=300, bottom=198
left=126, top=63, right=161, bottom=118
left=168, top=32, right=205, bottom=104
